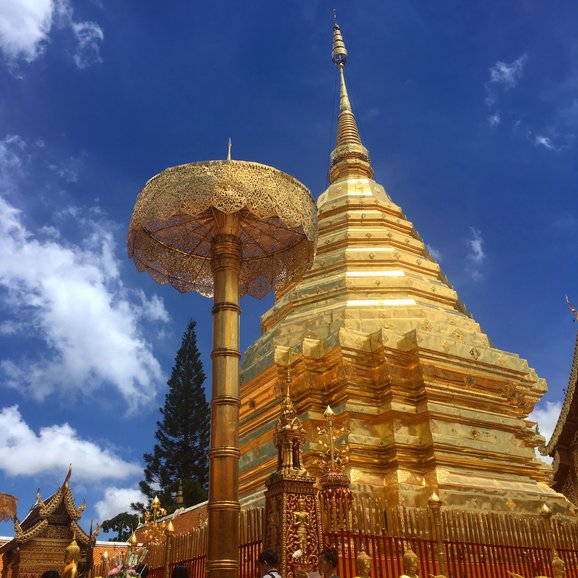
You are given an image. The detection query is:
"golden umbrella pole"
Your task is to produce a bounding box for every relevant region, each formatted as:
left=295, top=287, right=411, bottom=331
left=128, top=159, right=317, bottom=578
left=208, top=215, right=242, bottom=575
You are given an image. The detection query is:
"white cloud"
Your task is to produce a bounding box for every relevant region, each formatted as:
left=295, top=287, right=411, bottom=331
left=488, top=54, right=528, bottom=90
left=0, top=0, right=53, bottom=64
left=71, top=20, right=103, bottom=69
left=465, top=227, right=485, bottom=281
left=0, top=405, right=141, bottom=481
left=426, top=244, right=442, bottom=262
left=530, top=401, right=562, bottom=446
left=488, top=113, right=501, bottom=127
left=535, top=135, right=557, bottom=151
left=467, top=228, right=485, bottom=264
left=485, top=54, right=527, bottom=110
left=0, top=135, right=27, bottom=191
left=0, top=0, right=103, bottom=70
left=0, top=195, right=168, bottom=413
left=48, top=152, right=86, bottom=183
left=95, top=486, right=147, bottom=522
left=530, top=400, right=562, bottom=462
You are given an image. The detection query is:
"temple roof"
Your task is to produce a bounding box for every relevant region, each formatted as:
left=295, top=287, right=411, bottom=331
left=0, top=465, right=94, bottom=553
left=545, top=323, right=578, bottom=456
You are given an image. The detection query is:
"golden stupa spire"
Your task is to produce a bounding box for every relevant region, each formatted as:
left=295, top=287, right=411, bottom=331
left=329, top=19, right=373, bottom=184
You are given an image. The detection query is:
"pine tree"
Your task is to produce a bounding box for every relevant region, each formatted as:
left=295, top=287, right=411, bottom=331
left=101, top=512, right=139, bottom=541
left=139, top=320, right=210, bottom=511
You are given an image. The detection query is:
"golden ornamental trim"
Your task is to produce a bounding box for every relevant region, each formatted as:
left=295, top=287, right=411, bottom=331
left=16, top=518, right=49, bottom=543
left=39, top=487, right=63, bottom=518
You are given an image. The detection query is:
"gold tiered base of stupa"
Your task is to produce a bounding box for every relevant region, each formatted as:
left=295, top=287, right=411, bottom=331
left=239, top=179, right=565, bottom=516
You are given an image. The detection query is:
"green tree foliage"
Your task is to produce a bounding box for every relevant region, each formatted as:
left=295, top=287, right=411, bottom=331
left=101, top=512, right=139, bottom=541
left=139, top=320, right=210, bottom=512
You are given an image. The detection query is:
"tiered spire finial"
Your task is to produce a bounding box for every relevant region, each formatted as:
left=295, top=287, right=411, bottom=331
left=329, top=19, right=374, bottom=183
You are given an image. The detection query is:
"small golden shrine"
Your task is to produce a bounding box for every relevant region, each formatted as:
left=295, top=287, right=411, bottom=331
left=544, top=302, right=578, bottom=506
left=0, top=466, right=98, bottom=578
left=239, top=21, right=573, bottom=515
left=263, top=375, right=322, bottom=576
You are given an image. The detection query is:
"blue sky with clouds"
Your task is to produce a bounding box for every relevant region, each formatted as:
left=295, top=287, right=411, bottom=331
left=0, top=1, right=577, bottom=536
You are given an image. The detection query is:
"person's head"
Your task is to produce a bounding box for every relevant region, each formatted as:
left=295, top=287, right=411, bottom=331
left=552, top=553, right=566, bottom=578
left=258, top=549, right=279, bottom=573
left=170, top=565, right=188, bottom=578
left=356, top=549, right=370, bottom=577
left=319, top=548, right=338, bottom=575
left=41, top=570, right=60, bottom=578
left=403, top=549, right=418, bottom=575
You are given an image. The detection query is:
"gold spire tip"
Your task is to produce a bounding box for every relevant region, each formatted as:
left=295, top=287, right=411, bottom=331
left=566, top=295, right=578, bottom=321
left=227, top=138, right=232, bottom=161
left=332, top=19, right=348, bottom=66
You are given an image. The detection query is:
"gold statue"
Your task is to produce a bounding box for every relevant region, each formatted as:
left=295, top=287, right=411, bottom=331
left=63, top=534, right=81, bottom=578
left=400, top=549, right=419, bottom=578
left=552, top=551, right=566, bottom=578
left=507, top=552, right=567, bottom=578
left=293, top=497, right=310, bottom=553
left=355, top=547, right=371, bottom=578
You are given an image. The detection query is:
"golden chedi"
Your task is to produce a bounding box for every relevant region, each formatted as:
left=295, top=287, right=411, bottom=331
left=238, top=19, right=572, bottom=515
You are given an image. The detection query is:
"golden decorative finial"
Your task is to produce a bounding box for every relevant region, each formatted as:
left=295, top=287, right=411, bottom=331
left=331, top=22, right=348, bottom=66
left=316, top=404, right=350, bottom=474
left=227, top=138, right=232, bottom=161
left=329, top=19, right=373, bottom=184
left=64, top=464, right=72, bottom=487
left=429, top=491, right=442, bottom=504
left=566, top=295, right=578, bottom=321
left=540, top=503, right=552, bottom=518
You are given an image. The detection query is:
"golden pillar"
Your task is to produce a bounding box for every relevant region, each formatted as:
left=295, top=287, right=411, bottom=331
left=128, top=158, right=317, bottom=578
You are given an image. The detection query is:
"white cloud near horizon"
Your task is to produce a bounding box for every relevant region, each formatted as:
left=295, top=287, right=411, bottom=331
left=530, top=400, right=562, bottom=464
left=95, top=486, right=147, bottom=522
left=0, top=0, right=103, bottom=69
left=530, top=401, right=562, bottom=446
left=0, top=405, right=141, bottom=481
left=0, top=195, right=168, bottom=412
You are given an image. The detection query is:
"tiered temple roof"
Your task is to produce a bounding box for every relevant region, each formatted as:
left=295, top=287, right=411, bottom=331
left=544, top=307, right=578, bottom=506
left=239, top=21, right=572, bottom=514
left=0, top=466, right=97, bottom=578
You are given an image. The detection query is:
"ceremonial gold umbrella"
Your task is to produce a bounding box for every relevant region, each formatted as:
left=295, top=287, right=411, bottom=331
left=0, top=493, right=17, bottom=521
left=128, top=158, right=317, bottom=578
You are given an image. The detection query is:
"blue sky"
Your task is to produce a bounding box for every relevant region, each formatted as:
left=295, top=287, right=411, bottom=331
left=0, top=1, right=577, bottom=536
